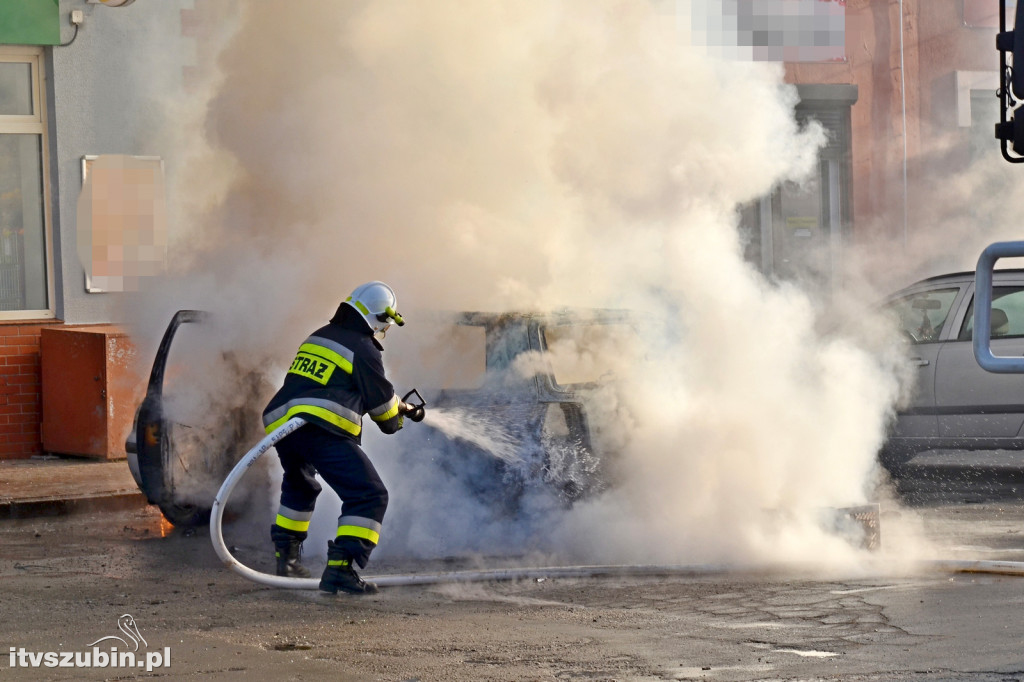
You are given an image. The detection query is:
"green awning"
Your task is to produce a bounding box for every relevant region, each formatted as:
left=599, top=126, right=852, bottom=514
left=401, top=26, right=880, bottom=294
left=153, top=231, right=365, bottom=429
left=0, top=0, right=60, bottom=46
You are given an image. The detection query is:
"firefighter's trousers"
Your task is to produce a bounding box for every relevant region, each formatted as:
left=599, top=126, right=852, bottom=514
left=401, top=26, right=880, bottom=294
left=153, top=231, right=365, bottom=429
left=271, top=423, right=388, bottom=569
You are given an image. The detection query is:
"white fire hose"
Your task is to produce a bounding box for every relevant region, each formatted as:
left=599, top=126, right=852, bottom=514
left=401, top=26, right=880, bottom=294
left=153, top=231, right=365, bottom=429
left=210, top=418, right=1024, bottom=590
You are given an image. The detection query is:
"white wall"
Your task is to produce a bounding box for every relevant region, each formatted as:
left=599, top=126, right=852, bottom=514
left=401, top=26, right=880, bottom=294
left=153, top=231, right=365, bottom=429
left=50, top=0, right=193, bottom=323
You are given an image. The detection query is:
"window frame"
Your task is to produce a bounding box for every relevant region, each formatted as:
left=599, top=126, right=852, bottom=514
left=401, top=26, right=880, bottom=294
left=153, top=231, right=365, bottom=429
left=885, top=285, right=963, bottom=345
left=958, top=286, right=1024, bottom=341
left=738, top=84, right=856, bottom=290
left=0, top=45, right=54, bottom=320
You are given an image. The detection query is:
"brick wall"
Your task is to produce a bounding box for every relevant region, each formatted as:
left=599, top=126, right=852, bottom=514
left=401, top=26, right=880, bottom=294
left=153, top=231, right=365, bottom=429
left=0, top=322, right=60, bottom=460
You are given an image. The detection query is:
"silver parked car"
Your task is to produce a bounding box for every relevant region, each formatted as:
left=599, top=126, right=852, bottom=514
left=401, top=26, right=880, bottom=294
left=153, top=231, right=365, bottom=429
left=881, top=269, right=1024, bottom=471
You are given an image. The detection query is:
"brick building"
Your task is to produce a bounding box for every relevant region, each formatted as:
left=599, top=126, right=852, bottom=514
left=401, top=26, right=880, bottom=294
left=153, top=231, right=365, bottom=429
left=739, top=0, right=1004, bottom=288
left=786, top=0, right=1002, bottom=246
left=0, top=324, right=49, bottom=458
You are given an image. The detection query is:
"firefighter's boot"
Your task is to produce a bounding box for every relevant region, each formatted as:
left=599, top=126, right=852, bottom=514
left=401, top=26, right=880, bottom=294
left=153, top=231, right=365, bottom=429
left=271, top=527, right=310, bottom=578
left=319, top=540, right=378, bottom=595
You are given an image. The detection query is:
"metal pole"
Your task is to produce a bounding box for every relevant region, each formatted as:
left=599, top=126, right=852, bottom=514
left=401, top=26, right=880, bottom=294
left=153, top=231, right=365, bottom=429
left=973, top=241, right=1024, bottom=372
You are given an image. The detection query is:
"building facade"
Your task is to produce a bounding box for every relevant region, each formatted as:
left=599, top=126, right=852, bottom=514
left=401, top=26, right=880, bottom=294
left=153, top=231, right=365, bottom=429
left=0, top=0, right=1008, bottom=459
left=1, top=0, right=196, bottom=458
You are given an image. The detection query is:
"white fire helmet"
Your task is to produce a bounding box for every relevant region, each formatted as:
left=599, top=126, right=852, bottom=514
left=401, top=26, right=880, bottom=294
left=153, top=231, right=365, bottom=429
left=345, top=281, right=405, bottom=334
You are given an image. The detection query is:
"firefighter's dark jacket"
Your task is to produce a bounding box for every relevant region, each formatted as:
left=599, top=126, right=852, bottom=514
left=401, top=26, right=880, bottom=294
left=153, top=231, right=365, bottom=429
left=262, top=303, right=403, bottom=442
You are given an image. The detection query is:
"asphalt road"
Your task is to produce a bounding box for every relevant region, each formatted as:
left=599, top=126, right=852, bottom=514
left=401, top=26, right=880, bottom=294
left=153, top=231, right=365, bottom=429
left=1, top=477, right=1023, bottom=681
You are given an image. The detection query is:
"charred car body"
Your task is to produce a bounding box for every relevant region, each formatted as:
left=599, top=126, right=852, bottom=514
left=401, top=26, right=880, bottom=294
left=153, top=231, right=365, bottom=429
left=126, top=308, right=634, bottom=525
left=125, top=310, right=212, bottom=526
left=415, top=309, right=635, bottom=510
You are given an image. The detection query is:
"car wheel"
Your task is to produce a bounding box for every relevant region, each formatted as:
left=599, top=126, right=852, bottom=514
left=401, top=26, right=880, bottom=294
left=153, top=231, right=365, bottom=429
left=158, top=502, right=211, bottom=528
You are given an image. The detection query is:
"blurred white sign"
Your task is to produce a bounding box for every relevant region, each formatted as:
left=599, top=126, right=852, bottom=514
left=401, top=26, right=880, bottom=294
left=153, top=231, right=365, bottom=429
left=690, top=0, right=846, bottom=62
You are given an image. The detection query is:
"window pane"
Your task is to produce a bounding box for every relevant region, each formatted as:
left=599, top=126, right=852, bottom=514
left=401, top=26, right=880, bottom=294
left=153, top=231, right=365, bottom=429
left=737, top=200, right=762, bottom=270
left=773, top=164, right=828, bottom=282
left=959, top=287, right=1024, bottom=340
left=970, top=92, right=999, bottom=162
left=543, top=324, right=639, bottom=385
left=0, top=134, right=48, bottom=311
left=885, top=287, right=959, bottom=344
left=428, top=323, right=485, bottom=389
left=0, top=62, right=33, bottom=116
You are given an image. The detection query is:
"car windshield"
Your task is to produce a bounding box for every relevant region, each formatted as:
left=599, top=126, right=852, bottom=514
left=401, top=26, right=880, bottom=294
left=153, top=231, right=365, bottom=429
left=390, top=319, right=487, bottom=390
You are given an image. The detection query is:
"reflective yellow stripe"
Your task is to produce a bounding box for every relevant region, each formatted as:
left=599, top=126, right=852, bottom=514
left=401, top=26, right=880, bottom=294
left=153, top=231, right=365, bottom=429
left=347, top=297, right=371, bottom=315
left=266, top=405, right=361, bottom=436
left=370, top=403, right=399, bottom=421
left=327, top=558, right=351, bottom=567
left=337, top=524, right=380, bottom=545
left=298, top=342, right=353, bottom=374
left=275, top=514, right=310, bottom=532
left=370, top=396, right=400, bottom=422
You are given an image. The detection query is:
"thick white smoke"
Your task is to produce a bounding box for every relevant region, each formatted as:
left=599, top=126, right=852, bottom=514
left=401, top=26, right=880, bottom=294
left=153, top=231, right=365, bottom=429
left=132, top=0, right=925, bottom=570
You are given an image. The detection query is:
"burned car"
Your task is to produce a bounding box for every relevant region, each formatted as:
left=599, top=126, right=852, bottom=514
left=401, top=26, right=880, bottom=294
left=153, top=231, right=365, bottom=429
left=126, top=308, right=636, bottom=525
left=125, top=311, right=210, bottom=526
left=125, top=310, right=270, bottom=526
left=411, top=309, right=636, bottom=510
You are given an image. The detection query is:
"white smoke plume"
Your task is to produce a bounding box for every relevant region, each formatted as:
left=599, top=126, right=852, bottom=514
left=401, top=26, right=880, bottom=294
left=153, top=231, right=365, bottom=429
left=129, top=0, right=931, bottom=570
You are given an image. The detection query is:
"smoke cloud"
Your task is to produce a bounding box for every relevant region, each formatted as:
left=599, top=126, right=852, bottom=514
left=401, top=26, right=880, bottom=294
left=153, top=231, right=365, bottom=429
left=132, top=0, right=933, bottom=571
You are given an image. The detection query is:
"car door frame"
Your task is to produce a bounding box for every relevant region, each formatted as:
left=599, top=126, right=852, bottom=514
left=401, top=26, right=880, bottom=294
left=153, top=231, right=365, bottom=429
left=933, top=271, right=1024, bottom=446
left=880, top=276, right=971, bottom=467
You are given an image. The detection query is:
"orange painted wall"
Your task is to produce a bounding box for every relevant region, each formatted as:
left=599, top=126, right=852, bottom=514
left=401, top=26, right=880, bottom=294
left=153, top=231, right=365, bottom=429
left=40, top=326, right=143, bottom=460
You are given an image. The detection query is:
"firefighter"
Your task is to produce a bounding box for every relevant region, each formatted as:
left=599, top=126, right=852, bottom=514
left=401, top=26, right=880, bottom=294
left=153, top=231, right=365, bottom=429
left=263, top=281, right=415, bottom=595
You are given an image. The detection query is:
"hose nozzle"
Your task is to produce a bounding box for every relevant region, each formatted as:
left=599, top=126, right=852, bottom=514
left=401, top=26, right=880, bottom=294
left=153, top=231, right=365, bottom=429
left=400, top=388, right=426, bottom=422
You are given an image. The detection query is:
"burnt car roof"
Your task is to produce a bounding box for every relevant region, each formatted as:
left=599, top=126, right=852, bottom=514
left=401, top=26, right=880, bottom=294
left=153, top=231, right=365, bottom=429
left=434, top=309, right=636, bottom=326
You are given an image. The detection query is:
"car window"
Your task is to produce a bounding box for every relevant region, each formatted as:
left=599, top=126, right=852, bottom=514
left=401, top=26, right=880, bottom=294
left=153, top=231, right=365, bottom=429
left=885, top=287, right=960, bottom=344
left=543, top=323, right=638, bottom=385
left=958, top=286, right=1024, bottom=341
left=390, top=321, right=486, bottom=390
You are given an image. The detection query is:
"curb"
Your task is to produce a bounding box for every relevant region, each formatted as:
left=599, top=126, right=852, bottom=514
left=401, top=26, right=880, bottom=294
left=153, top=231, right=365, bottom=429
left=0, top=491, right=147, bottom=520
